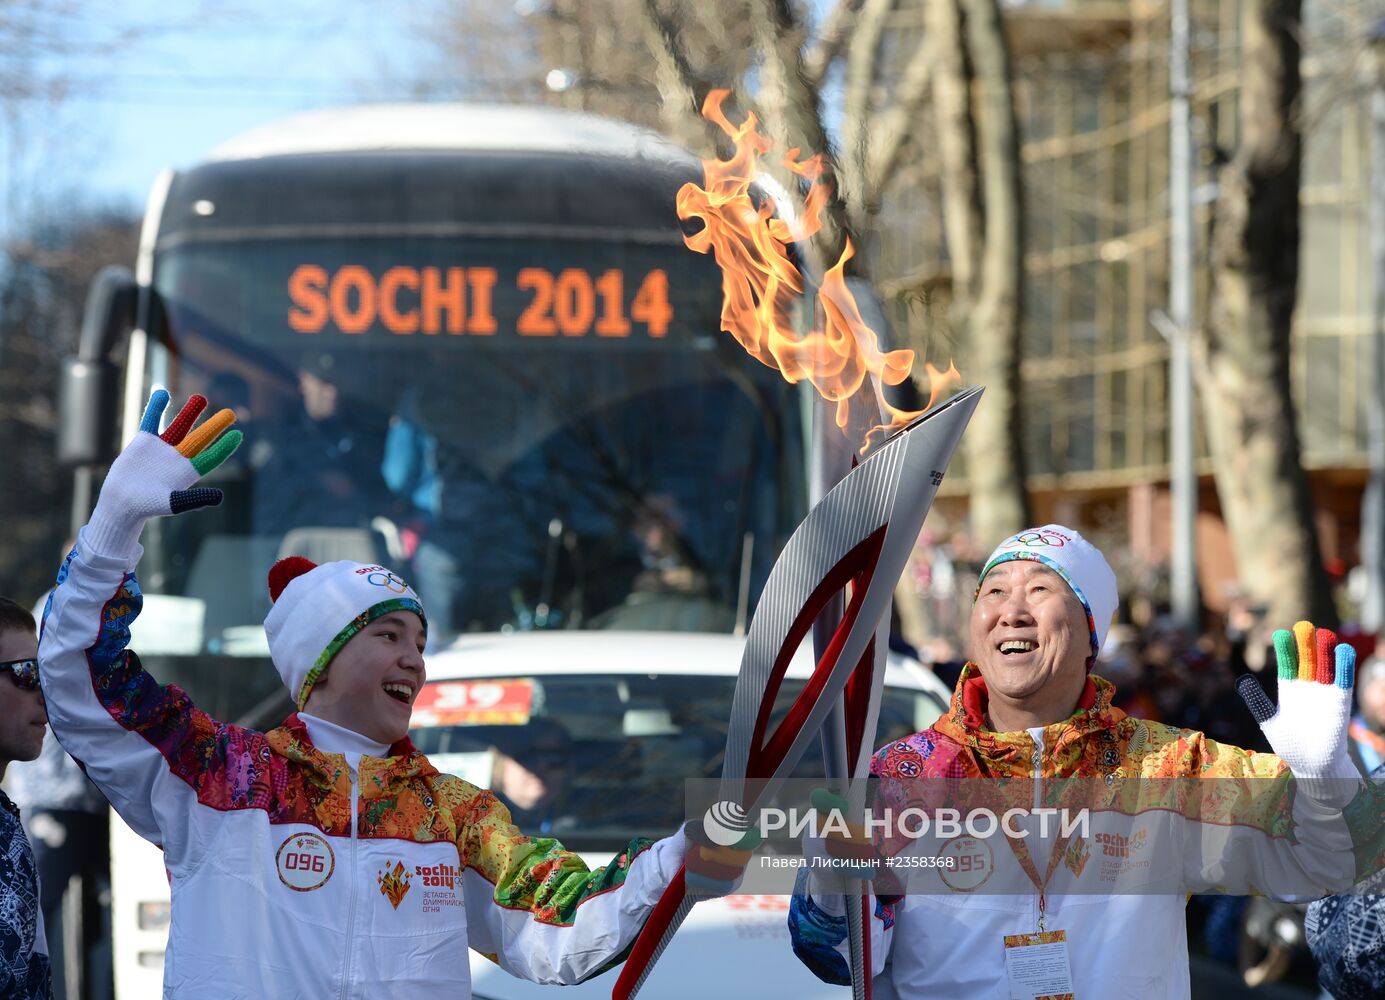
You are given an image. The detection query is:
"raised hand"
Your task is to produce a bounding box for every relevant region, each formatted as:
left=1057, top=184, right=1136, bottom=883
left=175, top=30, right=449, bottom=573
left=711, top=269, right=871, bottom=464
left=85, top=389, right=242, bottom=558
left=1237, top=621, right=1357, bottom=782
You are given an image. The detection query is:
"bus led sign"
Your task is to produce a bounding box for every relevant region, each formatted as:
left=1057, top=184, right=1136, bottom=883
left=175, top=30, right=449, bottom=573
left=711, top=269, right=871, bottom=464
left=287, top=264, right=673, bottom=339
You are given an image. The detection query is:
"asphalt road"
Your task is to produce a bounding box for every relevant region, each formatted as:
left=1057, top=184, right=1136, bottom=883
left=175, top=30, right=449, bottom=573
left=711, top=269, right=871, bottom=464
left=1189, top=955, right=1322, bottom=999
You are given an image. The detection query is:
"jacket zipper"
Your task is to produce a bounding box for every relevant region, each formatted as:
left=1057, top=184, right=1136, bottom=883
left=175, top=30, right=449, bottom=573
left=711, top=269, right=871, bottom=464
left=338, top=764, right=360, bottom=1000
left=1030, top=729, right=1044, bottom=931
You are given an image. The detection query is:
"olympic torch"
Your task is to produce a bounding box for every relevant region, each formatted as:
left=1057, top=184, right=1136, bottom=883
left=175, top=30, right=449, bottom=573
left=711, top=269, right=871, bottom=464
left=612, top=385, right=982, bottom=1000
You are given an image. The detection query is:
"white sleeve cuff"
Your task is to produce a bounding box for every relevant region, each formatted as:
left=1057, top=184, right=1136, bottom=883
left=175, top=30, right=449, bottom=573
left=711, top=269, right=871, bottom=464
left=79, top=515, right=145, bottom=566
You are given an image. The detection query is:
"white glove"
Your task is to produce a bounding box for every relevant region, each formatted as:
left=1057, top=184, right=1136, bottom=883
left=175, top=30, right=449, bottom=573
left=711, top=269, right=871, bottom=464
left=85, top=389, right=241, bottom=560
left=1237, top=621, right=1360, bottom=796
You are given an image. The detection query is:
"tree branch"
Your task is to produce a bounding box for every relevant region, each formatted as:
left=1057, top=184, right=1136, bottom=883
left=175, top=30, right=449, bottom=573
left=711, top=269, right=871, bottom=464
left=750, top=0, right=859, bottom=273
left=866, top=31, right=933, bottom=208
left=638, top=0, right=711, bottom=150
left=926, top=0, right=981, bottom=300
left=841, top=0, right=895, bottom=223
left=803, top=0, right=866, bottom=85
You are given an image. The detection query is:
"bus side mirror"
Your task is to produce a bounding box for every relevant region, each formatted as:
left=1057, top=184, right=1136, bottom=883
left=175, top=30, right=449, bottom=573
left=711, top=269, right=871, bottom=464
left=58, top=266, right=137, bottom=466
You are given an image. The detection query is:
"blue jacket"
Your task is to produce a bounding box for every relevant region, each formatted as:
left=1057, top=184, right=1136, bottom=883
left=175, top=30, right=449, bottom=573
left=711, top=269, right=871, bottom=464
left=0, top=790, right=51, bottom=998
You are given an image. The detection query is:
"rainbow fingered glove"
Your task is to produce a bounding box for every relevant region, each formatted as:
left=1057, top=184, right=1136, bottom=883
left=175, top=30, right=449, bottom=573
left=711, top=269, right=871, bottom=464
left=1237, top=621, right=1359, bottom=792
left=84, top=389, right=242, bottom=560
left=682, top=820, right=759, bottom=897
left=808, top=787, right=882, bottom=878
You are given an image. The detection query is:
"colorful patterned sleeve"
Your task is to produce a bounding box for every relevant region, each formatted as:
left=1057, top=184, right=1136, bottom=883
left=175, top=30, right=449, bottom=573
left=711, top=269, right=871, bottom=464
left=1158, top=728, right=1369, bottom=896
left=787, top=868, right=852, bottom=985
left=38, top=533, right=259, bottom=871
left=452, top=784, right=688, bottom=984
left=786, top=740, right=909, bottom=987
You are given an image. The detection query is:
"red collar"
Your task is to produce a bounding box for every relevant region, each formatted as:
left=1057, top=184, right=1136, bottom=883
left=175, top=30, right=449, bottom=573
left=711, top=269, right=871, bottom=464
left=957, top=671, right=1099, bottom=732
left=932, top=663, right=1123, bottom=776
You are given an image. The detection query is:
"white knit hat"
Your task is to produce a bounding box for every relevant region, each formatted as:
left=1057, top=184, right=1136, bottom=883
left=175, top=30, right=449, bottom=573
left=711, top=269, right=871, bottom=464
left=263, top=557, right=427, bottom=708
left=976, top=524, right=1119, bottom=665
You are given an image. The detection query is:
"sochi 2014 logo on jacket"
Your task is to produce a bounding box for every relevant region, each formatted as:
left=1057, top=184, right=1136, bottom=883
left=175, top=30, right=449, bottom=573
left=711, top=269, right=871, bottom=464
left=416, top=862, right=464, bottom=914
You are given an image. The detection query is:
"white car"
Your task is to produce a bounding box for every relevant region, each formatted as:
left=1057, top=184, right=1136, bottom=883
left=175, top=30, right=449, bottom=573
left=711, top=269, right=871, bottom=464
left=412, top=630, right=952, bottom=999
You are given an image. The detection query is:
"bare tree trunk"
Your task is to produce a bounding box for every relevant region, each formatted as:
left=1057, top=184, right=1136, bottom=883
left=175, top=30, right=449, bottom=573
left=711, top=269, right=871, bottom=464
left=750, top=0, right=859, bottom=275
left=840, top=0, right=894, bottom=224
left=865, top=38, right=933, bottom=214
left=639, top=0, right=712, bottom=151
left=1199, top=0, right=1334, bottom=627
left=930, top=0, right=1029, bottom=545
left=927, top=0, right=982, bottom=299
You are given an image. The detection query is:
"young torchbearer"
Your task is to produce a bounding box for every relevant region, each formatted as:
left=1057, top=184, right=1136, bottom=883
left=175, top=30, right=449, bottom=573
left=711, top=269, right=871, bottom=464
left=790, top=524, right=1385, bottom=998
left=0, top=597, right=52, bottom=999
left=38, top=390, right=740, bottom=999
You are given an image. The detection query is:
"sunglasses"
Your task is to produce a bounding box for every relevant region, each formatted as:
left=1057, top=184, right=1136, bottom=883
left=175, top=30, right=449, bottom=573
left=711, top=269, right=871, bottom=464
left=0, top=658, right=39, bottom=691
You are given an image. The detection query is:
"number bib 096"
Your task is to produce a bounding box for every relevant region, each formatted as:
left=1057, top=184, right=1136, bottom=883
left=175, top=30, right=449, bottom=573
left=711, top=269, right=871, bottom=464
left=276, top=832, right=336, bottom=892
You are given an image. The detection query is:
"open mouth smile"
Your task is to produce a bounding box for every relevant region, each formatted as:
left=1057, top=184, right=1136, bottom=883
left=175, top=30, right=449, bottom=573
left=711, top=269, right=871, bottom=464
left=382, top=682, right=414, bottom=705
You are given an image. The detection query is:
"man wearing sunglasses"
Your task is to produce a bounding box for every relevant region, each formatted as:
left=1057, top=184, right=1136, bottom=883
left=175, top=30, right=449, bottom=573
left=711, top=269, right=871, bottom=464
left=0, top=595, right=52, bottom=998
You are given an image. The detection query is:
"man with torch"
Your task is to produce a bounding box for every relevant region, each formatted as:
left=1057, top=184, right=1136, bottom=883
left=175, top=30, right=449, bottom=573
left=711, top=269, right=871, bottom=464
left=642, top=82, right=1383, bottom=1000
left=788, top=524, right=1385, bottom=998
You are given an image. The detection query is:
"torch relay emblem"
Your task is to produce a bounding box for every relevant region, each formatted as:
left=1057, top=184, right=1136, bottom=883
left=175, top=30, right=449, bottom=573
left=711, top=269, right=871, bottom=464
left=377, top=860, right=412, bottom=910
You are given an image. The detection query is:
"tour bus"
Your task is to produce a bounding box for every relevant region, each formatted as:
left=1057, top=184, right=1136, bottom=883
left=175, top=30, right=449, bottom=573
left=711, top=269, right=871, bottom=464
left=59, top=103, right=952, bottom=997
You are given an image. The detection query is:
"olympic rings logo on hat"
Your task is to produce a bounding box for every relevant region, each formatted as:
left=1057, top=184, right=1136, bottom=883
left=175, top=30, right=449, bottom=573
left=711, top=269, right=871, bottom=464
left=367, top=571, right=410, bottom=594
left=1007, top=530, right=1068, bottom=548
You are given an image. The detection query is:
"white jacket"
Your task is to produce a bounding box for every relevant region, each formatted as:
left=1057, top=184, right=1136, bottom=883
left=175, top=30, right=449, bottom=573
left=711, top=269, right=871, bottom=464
left=39, top=533, right=686, bottom=999
left=790, top=665, right=1374, bottom=998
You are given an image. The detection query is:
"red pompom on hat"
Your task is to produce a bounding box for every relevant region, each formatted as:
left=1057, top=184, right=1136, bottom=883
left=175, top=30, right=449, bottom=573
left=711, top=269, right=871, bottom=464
left=267, top=556, right=318, bottom=603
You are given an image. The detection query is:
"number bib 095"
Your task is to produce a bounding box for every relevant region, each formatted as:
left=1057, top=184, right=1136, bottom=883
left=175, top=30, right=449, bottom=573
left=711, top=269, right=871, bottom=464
left=938, top=835, right=994, bottom=892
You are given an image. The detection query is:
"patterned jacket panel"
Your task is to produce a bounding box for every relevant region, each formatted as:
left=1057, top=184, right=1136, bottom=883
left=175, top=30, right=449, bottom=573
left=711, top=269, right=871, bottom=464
left=0, top=793, right=51, bottom=999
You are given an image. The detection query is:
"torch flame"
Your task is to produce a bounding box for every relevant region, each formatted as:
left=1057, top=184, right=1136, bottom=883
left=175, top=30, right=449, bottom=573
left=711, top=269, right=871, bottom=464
left=677, top=90, right=961, bottom=452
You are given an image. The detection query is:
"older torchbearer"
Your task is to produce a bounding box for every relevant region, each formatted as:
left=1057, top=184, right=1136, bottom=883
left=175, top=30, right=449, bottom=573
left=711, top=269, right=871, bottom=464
left=790, top=524, right=1385, bottom=998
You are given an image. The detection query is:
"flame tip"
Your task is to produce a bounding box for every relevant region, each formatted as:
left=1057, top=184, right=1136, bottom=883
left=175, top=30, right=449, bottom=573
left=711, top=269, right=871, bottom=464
left=685, top=90, right=963, bottom=451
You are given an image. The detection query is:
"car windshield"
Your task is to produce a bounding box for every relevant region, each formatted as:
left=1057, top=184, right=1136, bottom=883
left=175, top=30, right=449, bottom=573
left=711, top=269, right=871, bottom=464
left=408, top=673, right=948, bottom=850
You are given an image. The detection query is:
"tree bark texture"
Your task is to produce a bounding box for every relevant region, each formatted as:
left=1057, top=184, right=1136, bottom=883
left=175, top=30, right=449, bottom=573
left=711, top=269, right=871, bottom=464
left=750, top=0, right=859, bottom=275
left=930, top=0, right=1029, bottom=546
left=1198, top=0, right=1335, bottom=627
left=840, top=0, right=894, bottom=223
left=639, top=0, right=713, bottom=152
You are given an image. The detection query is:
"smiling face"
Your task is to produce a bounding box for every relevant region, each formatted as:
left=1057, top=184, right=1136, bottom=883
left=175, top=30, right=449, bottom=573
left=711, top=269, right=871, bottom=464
left=302, top=612, right=426, bottom=745
left=0, top=627, right=46, bottom=776
left=968, top=560, right=1093, bottom=730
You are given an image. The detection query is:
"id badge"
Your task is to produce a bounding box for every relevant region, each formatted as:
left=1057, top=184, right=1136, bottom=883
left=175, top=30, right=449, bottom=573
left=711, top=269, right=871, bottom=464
left=1002, top=929, right=1075, bottom=1000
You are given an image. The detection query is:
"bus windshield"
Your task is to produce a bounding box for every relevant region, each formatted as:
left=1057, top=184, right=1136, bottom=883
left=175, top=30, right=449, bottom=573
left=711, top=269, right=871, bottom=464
left=141, top=234, right=807, bottom=654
